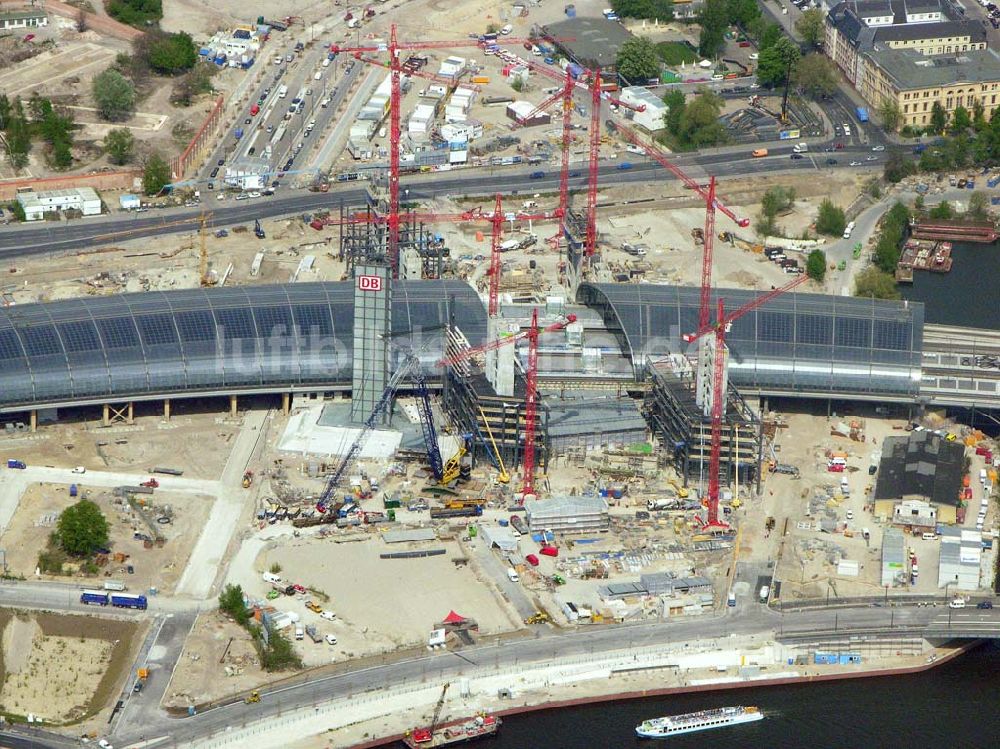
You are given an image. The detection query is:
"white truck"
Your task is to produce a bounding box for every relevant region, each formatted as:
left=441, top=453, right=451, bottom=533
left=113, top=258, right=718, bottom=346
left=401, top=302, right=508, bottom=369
left=277, top=84, right=289, bottom=98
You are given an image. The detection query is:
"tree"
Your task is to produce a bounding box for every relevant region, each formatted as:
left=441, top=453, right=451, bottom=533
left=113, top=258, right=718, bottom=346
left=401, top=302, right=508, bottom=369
left=794, top=53, right=837, bottom=99
left=756, top=37, right=800, bottom=88
left=145, top=31, right=197, bottom=75
left=56, top=500, right=109, bottom=556
left=75, top=7, right=87, bottom=32
left=883, top=151, right=916, bottom=183
left=806, top=249, right=827, bottom=282
left=973, top=100, right=987, bottom=132
left=105, top=128, right=135, bottom=165
left=815, top=198, right=846, bottom=235
left=662, top=89, right=685, bottom=134
left=914, top=194, right=925, bottom=212
left=950, top=105, right=972, bottom=135
left=795, top=8, right=825, bottom=47
left=854, top=267, right=900, bottom=299
left=760, top=185, right=795, bottom=218
left=726, top=0, right=760, bottom=26
left=93, top=68, right=136, bottom=122
left=758, top=23, right=783, bottom=52
left=615, top=37, right=661, bottom=83
left=929, top=200, right=953, bottom=220
left=612, top=0, right=674, bottom=21
left=968, top=190, right=989, bottom=220
left=698, top=0, right=729, bottom=58
left=4, top=99, right=31, bottom=169
left=219, top=583, right=251, bottom=626
left=106, top=0, right=162, bottom=27
left=143, top=152, right=170, bottom=195
left=676, top=90, right=726, bottom=147
left=929, top=101, right=948, bottom=134
left=877, top=97, right=902, bottom=133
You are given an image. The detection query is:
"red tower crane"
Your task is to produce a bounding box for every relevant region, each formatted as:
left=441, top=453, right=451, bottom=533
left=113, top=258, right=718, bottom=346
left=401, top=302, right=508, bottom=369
left=682, top=276, right=808, bottom=529
left=439, top=310, right=576, bottom=497
left=330, top=28, right=570, bottom=278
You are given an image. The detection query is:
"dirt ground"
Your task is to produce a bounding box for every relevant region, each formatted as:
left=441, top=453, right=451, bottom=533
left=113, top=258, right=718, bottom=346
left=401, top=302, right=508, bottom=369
left=260, top=534, right=521, bottom=656
left=1, top=480, right=212, bottom=594
left=165, top=610, right=261, bottom=708
left=0, top=609, right=140, bottom=723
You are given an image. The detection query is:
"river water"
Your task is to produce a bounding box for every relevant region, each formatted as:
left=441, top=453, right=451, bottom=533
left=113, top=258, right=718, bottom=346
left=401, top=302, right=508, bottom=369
left=377, top=643, right=1000, bottom=748
left=901, top=240, right=1000, bottom=329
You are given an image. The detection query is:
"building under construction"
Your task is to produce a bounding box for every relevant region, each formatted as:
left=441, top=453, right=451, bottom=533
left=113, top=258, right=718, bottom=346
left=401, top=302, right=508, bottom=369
left=644, top=354, right=762, bottom=494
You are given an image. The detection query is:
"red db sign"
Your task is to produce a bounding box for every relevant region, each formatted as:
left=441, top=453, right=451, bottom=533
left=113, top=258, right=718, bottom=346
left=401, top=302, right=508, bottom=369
left=358, top=274, right=383, bottom=292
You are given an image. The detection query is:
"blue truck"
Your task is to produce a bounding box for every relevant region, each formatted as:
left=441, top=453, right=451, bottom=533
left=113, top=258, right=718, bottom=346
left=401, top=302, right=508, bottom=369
left=111, top=593, right=148, bottom=610
left=80, top=590, right=110, bottom=606
left=6, top=459, right=25, bottom=469
left=855, top=106, right=870, bottom=123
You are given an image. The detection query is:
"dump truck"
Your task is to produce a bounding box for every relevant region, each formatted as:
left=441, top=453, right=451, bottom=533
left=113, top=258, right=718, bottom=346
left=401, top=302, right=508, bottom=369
left=242, top=470, right=254, bottom=488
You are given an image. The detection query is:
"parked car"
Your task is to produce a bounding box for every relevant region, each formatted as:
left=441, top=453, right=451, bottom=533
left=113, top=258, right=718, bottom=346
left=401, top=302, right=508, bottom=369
left=977, top=601, right=994, bottom=609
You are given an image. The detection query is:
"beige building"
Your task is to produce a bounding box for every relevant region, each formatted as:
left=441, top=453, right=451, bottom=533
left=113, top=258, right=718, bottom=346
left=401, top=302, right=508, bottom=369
left=825, top=0, right=986, bottom=85
left=858, top=47, right=1000, bottom=130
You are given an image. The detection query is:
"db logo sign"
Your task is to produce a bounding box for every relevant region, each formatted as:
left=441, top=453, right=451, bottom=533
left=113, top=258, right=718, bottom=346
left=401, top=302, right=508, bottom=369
left=358, top=274, right=383, bottom=292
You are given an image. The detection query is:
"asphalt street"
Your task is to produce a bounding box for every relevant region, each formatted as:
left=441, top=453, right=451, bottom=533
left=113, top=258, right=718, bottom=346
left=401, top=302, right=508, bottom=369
left=0, top=143, right=887, bottom=259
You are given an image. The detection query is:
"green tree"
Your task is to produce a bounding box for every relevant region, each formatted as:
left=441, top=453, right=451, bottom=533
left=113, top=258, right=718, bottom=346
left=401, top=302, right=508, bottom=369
left=950, top=105, right=972, bottom=135
left=760, top=185, right=795, bottom=218
left=698, top=0, right=729, bottom=58
left=615, top=36, right=661, bottom=83
left=929, top=101, right=948, bottom=134
left=758, top=22, right=783, bottom=52
left=612, top=0, right=674, bottom=21
left=92, top=68, right=136, bottom=122
left=793, top=53, right=837, bottom=99
left=106, top=0, right=162, bottom=26
left=968, top=190, right=989, bottom=220
left=676, top=90, right=726, bottom=147
left=795, top=8, right=825, bottom=47
left=854, top=267, right=900, bottom=299
left=143, top=152, right=170, bottom=195
left=877, top=97, right=902, bottom=133
left=257, top=629, right=303, bottom=672
left=815, top=198, right=846, bottom=235
left=146, top=31, right=197, bottom=75
left=806, top=249, right=827, bottom=282
left=914, top=194, right=925, bottom=212
left=56, top=500, right=109, bottom=556
left=883, top=151, right=916, bottom=183
left=756, top=36, right=800, bottom=88
left=726, top=0, right=760, bottom=26
left=4, top=104, right=31, bottom=169
left=104, top=128, right=135, bottom=165
left=0, top=94, right=10, bottom=130
left=973, top=100, right=987, bottom=132
left=218, top=583, right=251, bottom=626
left=662, top=89, right=685, bottom=134
left=929, top=200, right=953, bottom=220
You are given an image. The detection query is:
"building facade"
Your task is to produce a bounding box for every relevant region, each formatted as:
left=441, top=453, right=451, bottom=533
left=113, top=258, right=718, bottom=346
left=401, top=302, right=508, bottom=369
left=16, top=188, right=101, bottom=221
left=0, top=9, right=47, bottom=30
left=858, top=48, right=1000, bottom=130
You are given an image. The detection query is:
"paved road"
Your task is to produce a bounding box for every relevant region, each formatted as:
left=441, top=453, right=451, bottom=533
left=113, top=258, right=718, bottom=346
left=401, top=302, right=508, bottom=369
left=0, top=143, right=886, bottom=259
left=109, top=600, right=1000, bottom=746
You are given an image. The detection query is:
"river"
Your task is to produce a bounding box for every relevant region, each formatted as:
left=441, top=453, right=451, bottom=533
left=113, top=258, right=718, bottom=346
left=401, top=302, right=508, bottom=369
left=901, top=240, right=1000, bottom=329
left=377, top=642, right=1000, bottom=748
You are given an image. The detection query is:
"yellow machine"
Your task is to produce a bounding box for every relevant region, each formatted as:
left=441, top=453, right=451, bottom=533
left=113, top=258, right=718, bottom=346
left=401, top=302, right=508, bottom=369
left=440, top=443, right=467, bottom=485
left=245, top=690, right=261, bottom=704
left=668, top=480, right=689, bottom=499
left=525, top=610, right=552, bottom=625
left=478, top=406, right=510, bottom=484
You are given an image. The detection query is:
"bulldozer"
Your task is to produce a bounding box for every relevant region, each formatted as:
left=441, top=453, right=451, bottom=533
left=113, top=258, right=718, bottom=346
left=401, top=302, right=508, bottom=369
left=525, top=611, right=552, bottom=625
left=245, top=690, right=261, bottom=704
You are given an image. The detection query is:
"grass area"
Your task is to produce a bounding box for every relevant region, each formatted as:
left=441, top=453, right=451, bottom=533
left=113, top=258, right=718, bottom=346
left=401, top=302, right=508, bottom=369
left=655, top=41, right=698, bottom=66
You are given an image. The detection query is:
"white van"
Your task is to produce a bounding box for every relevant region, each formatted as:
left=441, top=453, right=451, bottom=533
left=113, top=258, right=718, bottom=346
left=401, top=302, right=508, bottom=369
left=922, top=532, right=937, bottom=540
left=262, top=571, right=282, bottom=584
left=501, top=23, right=513, bottom=34
left=294, top=624, right=304, bottom=640
left=506, top=567, right=520, bottom=583
left=759, top=585, right=770, bottom=603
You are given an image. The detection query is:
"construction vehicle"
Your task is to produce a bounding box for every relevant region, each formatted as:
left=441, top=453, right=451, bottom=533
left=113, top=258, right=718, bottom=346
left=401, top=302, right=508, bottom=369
left=242, top=470, right=254, bottom=488
left=254, top=219, right=266, bottom=239
left=668, top=480, right=689, bottom=499
left=439, top=435, right=471, bottom=485
left=245, top=690, right=261, bottom=704
left=478, top=405, right=510, bottom=483
left=140, top=478, right=159, bottom=488
left=525, top=610, right=552, bottom=624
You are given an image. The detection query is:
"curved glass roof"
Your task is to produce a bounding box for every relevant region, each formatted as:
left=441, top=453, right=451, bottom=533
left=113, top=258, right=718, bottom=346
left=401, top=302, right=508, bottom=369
left=577, top=283, right=925, bottom=397
left=0, top=280, right=486, bottom=410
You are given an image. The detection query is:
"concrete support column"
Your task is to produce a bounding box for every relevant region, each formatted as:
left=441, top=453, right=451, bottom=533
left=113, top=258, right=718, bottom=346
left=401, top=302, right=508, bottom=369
left=127, top=402, right=134, bottom=425
left=164, top=399, right=171, bottom=421
left=230, top=394, right=238, bottom=418
left=281, top=393, right=290, bottom=416
left=29, top=410, right=36, bottom=433
left=102, top=403, right=110, bottom=427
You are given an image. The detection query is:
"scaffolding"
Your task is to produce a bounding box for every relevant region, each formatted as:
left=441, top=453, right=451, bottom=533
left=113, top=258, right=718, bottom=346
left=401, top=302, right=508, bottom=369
left=644, top=354, right=763, bottom=495
left=338, top=186, right=448, bottom=279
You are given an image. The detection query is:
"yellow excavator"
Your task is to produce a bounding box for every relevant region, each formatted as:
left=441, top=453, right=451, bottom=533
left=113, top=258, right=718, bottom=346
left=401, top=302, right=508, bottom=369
left=244, top=690, right=261, bottom=704
left=668, top=480, right=689, bottom=499
left=439, top=436, right=470, bottom=485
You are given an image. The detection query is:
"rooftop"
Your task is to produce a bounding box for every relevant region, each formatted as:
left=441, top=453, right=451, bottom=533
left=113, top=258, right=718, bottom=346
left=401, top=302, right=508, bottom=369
left=524, top=495, right=609, bottom=517
left=874, top=431, right=965, bottom=506
left=541, top=17, right=635, bottom=70
left=868, top=47, right=1000, bottom=89
left=0, top=8, right=46, bottom=20
left=621, top=86, right=669, bottom=111
left=873, top=19, right=986, bottom=43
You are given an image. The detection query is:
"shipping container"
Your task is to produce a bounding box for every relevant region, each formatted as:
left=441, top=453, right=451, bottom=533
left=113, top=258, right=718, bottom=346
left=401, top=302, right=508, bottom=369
left=151, top=466, right=183, bottom=475
left=103, top=580, right=126, bottom=591
left=111, top=593, right=148, bottom=610
left=81, top=590, right=110, bottom=606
